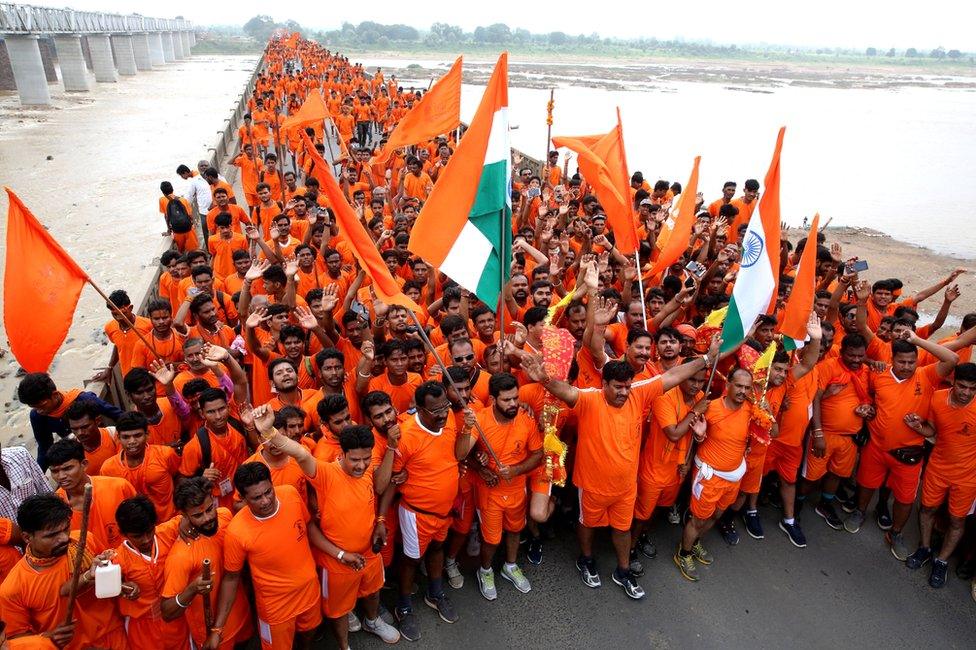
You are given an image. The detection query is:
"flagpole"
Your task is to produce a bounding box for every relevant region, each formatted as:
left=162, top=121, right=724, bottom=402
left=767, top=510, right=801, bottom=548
left=545, top=89, right=554, bottom=160
left=85, top=279, right=161, bottom=363
left=683, top=351, right=722, bottom=467
left=634, top=252, right=647, bottom=321
left=406, top=310, right=504, bottom=469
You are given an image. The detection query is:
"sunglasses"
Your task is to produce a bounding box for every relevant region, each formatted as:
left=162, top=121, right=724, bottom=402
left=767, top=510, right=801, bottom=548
left=453, top=354, right=475, bottom=363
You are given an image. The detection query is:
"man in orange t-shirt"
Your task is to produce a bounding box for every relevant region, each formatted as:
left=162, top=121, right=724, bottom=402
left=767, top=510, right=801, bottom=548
left=377, top=381, right=468, bottom=641
left=208, top=213, right=248, bottom=279
left=398, top=156, right=433, bottom=205
left=100, top=412, right=181, bottom=522
left=0, top=494, right=127, bottom=649
left=728, top=178, right=759, bottom=243
left=161, top=478, right=252, bottom=649
left=48, top=438, right=135, bottom=553
left=115, top=495, right=189, bottom=650
left=65, top=401, right=117, bottom=476
left=211, top=465, right=320, bottom=650
left=103, top=288, right=154, bottom=377
left=674, top=367, right=752, bottom=582
left=707, top=181, right=736, bottom=217
left=522, top=342, right=717, bottom=598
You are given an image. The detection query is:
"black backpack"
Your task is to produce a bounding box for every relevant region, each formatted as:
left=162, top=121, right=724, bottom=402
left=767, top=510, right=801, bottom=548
left=194, top=416, right=247, bottom=475
left=166, top=197, right=192, bottom=234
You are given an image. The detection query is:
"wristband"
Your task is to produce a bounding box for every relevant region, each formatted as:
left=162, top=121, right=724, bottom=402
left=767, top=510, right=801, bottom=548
left=357, top=370, right=371, bottom=378
left=337, top=550, right=345, bottom=561
left=174, top=592, right=189, bottom=608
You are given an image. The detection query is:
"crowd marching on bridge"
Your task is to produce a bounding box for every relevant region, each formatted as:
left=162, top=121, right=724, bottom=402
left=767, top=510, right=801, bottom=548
left=2, top=32, right=975, bottom=650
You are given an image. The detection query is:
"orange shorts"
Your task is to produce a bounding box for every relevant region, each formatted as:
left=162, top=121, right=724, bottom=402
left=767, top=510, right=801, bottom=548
left=398, top=503, right=451, bottom=560
left=921, top=467, right=976, bottom=518
left=258, top=602, right=322, bottom=649
left=690, top=468, right=740, bottom=520
left=319, top=553, right=384, bottom=619
left=634, top=474, right=681, bottom=520
left=740, top=444, right=768, bottom=494
left=529, top=464, right=552, bottom=496
left=763, top=440, right=803, bottom=483
left=125, top=613, right=190, bottom=650
left=171, top=229, right=199, bottom=253
left=450, top=476, right=476, bottom=535
left=578, top=488, right=636, bottom=531
left=801, top=434, right=857, bottom=481
left=476, top=485, right=527, bottom=545
left=856, top=440, right=922, bottom=504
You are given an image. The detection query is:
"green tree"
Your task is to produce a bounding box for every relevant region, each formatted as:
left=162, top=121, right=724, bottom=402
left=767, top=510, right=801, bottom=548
left=930, top=46, right=946, bottom=59
left=865, top=47, right=877, bottom=56
left=549, top=31, right=568, bottom=45
left=242, top=15, right=277, bottom=42
left=947, top=49, right=962, bottom=59
left=885, top=47, right=896, bottom=57
left=905, top=47, right=919, bottom=57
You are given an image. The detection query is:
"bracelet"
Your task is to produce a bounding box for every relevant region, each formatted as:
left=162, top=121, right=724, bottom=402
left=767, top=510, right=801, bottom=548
left=813, top=428, right=823, bottom=433
left=337, top=550, right=345, bottom=561
left=357, top=370, right=371, bottom=378
left=174, top=592, right=189, bottom=608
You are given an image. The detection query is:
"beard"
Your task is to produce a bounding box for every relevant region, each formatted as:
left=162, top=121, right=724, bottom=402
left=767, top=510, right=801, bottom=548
left=196, top=518, right=219, bottom=537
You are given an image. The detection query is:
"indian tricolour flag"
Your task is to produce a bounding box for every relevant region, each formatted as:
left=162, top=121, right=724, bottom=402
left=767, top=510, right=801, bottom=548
left=408, top=53, right=511, bottom=309
left=721, top=127, right=785, bottom=354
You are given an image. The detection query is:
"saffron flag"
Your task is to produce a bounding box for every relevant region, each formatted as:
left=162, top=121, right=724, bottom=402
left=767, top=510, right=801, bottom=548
left=408, top=53, right=511, bottom=309
left=3, top=188, right=90, bottom=372
left=648, top=156, right=701, bottom=276
left=371, top=57, right=462, bottom=166
left=299, top=133, right=419, bottom=312
left=282, top=90, right=328, bottom=140
left=551, top=108, right=639, bottom=254
left=781, top=213, right=820, bottom=350
left=720, top=127, right=785, bottom=354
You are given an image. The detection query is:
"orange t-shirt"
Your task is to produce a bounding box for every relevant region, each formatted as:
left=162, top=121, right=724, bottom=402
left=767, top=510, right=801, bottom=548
left=302, top=384, right=363, bottom=433
left=699, top=397, right=752, bottom=472
left=104, top=316, right=154, bottom=377
left=309, top=459, right=377, bottom=554
left=161, top=508, right=251, bottom=647
left=775, top=367, right=819, bottom=446
left=57, top=475, right=136, bottom=553
left=640, top=386, right=700, bottom=487
left=245, top=446, right=310, bottom=497
left=178, top=426, right=249, bottom=508
left=817, top=357, right=869, bottom=437
left=208, top=233, right=248, bottom=278
left=100, top=445, right=181, bottom=522
left=926, top=388, right=976, bottom=483
left=472, top=408, right=542, bottom=492
left=392, top=414, right=460, bottom=517
left=367, top=372, right=423, bottom=414
left=867, top=364, right=942, bottom=450
left=146, top=397, right=185, bottom=446
left=571, top=378, right=664, bottom=496
left=402, top=172, right=433, bottom=201
left=84, top=427, right=118, bottom=476
left=206, top=203, right=249, bottom=235
left=224, top=485, right=319, bottom=625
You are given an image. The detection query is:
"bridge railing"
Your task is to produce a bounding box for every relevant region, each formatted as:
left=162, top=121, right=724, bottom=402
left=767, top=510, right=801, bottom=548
left=0, top=3, right=190, bottom=33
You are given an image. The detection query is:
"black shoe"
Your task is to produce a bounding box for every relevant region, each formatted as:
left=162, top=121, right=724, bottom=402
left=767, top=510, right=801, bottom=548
left=527, top=536, right=543, bottom=565
left=742, top=510, right=764, bottom=539
left=611, top=568, right=646, bottom=600
left=906, top=546, right=933, bottom=570
left=839, top=494, right=857, bottom=514
left=875, top=506, right=893, bottom=531
left=718, top=520, right=740, bottom=546
left=778, top=519, right=807, bottom=548
left=929, top=558, right=949, bottom=588
left=628, top=549, right=645, bottom=577
left=395, top=606, right=420, bottom=642
left=815, top=500, right=844, bottom=530
left=636, top=534, right=658, bottom=560
left=576, top=555, right=602, bottom=588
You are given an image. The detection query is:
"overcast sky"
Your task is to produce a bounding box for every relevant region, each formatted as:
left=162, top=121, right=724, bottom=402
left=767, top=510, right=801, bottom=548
left=32, top=1, right=974, bottom=50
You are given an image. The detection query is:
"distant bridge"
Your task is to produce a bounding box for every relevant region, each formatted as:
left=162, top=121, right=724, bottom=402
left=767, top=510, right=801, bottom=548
left=0, top=2, right=196, bottom=105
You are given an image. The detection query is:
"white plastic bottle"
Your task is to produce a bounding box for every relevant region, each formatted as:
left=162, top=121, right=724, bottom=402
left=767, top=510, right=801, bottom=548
left=94, top=560, right=122, bottom=598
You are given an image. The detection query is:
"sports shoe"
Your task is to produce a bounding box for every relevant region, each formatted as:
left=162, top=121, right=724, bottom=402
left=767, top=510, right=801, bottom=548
left=394, top=606, right=420, bottom=642
left=673, top=546, right=699, bottom=581
left=611, top=568, right=646, bottom=600
left=628, top=549, right=645, bottom=577
left=778, top=519, right=807, bottom=548
left=363, top=615, right=401, bottom=644
left=526, top=536, right=543, bottom=565
left=929, top=558, right=949, bottom=589
left=718, top=520, right=739, bottom=546
left=876, top=505, right=893, bottom=531
left=636, top=534, right=658, bottom=559
left=906, top=546, right=933, bottom=570
left=444, top=559, right=464, bottom=589
left=466, top=524, right=481, bottom=557
left=843, top=509, right=865, bottom=534
left=815, top=500, right=844, bottom=530
left=423, top=593, right=458, bottom=624
left=667, top=504, right=681, bottom=525
left=886, top=531, right=909, bottom=561
left=348, top=610, right=362, bottom=632
left=476, top=568, right=497, bottom=601
left=743, top=510, right=764, bottom=539
left=691, top=540, right=713, bottom=565
left=501, top=563, right=531, bottom=594
left=576, top=556, right=602, bottom=588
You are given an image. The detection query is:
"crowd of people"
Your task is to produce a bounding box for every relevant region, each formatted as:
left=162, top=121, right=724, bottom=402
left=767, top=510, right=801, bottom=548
left=3, top=34, right=976, bottom=649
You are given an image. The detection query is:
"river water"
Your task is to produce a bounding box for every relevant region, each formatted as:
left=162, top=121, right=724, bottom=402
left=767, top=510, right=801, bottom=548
left=360, top=55, right=976, bottom=258
left=0, top=54, right=257, bottom=436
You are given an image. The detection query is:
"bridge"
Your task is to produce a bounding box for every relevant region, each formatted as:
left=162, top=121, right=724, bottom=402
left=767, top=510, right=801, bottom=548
left=0, top=2, right=195, bottom=105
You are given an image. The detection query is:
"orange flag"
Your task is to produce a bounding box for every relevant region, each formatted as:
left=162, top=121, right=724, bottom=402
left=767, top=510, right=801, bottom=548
left=299, top=133, right=419, bottom=312
left=371, top=57, right=462, bottom=166
left=780, top=213, right=820, bottom=347
left=282, top=91, right=328, bottom=142
left=649, top=156, right=701, bottom=276
left=762, top=127, right=785, bottom=312
left=3, top=188, right=90, bottom=372
left=552, top=108, right=638, bottom=254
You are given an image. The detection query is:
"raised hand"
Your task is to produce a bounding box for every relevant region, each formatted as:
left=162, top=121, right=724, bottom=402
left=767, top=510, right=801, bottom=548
left=245, top=258, right=271, bottom=281
left=149, top=360, right=176, bottom=386
left=245, top=307, right=271, bottom=329
left=593, top=296, right=619, bottom=326
left=284, top=256, right=300, bottom=277
left=806, top=311, right=823, bottom=339
left=945, top=284, right=961, bottom=302
left=854, top=279, right=871, bottom=302
left=519, top=354, right=550, bottom=384
left=203, top=343, right=229, bottom=363
left=294, top=305, right=318, bottom=330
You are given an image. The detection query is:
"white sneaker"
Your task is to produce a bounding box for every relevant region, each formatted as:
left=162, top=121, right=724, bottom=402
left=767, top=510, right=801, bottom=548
left=477, top=567, right=497, bottom=600
left=363, top=615, right=401, bottom=644
left=467, top=525, right=481, bottom=557
left=445, top=559, right=464, bottom=589
left=347, top=610, right=361, bottom=632
left=500, top=563, right=531, bottom=594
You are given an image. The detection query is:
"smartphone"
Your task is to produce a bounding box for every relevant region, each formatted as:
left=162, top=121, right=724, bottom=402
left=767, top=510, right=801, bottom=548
left=685, top=261, right=705, bottom=278
left=850, top=259, right=869, bottom=273
left=527, top=187, right=541, bottom=198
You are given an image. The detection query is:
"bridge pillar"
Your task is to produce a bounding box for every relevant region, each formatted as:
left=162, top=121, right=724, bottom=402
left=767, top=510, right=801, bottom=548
left=180, top=31, right=191, bottom=57
left=172, top=31, right=185, bottom=60
left=188, top=31, right=196, bottom=47
left=131, top=32, right=152, bottom=71
left=37, top=38, right=58, bottom=82
left=111, top=33, right=137, bottom=76
left=161, top=31, right=175, bottom=62
left=86, top=33, right=118, bottom=83
left=53, top=34, right=90, bottom=92
left=3, top=34, right=51, bottom=105
left=148, top=32, right=164, bottom=65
